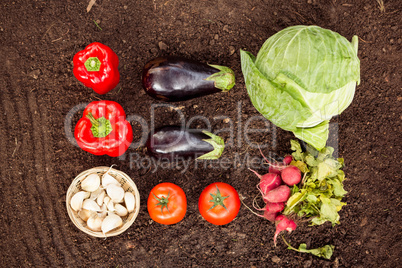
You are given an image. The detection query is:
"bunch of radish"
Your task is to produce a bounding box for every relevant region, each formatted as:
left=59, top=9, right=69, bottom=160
left=246, top=152, right=302, bottom=246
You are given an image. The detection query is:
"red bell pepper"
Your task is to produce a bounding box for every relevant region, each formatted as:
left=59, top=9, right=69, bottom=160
left=74, top=101, right=133, bottom=157
left=73, top=42, right=120, bottom=95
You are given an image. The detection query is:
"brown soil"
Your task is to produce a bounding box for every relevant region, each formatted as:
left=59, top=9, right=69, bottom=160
left=0, top=0, right=401, bottom=267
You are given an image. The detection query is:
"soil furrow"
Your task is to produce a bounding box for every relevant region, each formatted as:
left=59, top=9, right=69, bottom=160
left=0, top=74, right=43, bottom=266
left=2, top=49, right=52, bottom=266
left=27, top=90, right=83, bottom=266
left=0, top=79, right=21, bottom=266
left=17, top=84, right=58, bottom=267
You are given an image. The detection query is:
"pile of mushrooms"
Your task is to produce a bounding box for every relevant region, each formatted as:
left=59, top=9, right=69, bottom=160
left=70, top=169, right=136, bottom=235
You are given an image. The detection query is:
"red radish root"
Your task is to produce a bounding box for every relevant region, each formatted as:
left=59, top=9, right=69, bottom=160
left=283, top=155, right=293, bottom=165
left=264, top=211, right=278, bottom=222
left=242, top=197, right=285, bottom=222
left=263, top=202, right=285, bottom=222
left=269, top=165, right=283, bottom=175
left=249, top=169, right=282, bottom=195
left=266, top=202, right=285, bottom=213
left=281, top=165, right=302, bottom=186
left=246, top=149, right=298, bottom=246
left=264, top=185, right=291, bottom=203
left=258, top=147, right=286, bottom=174
left=274, top=215, right=297, bottom=246
left=241, top=199, right=276, bottom=222
left=259, top=174, right=282, bottom=194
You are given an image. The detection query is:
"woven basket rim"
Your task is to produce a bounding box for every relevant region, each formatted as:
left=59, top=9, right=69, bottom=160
left=66, top=166, right=140, bottom=238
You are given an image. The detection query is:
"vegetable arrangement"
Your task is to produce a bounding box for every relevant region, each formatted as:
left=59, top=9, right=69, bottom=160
left=68, top=24, right=357, bottom=259
left=240, top=25, right=360, bottom=150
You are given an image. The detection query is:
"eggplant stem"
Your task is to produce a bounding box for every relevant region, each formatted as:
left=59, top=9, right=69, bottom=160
left=206, top=64, right=235, bottom=91
left=197, top=131, right=225, bottom=160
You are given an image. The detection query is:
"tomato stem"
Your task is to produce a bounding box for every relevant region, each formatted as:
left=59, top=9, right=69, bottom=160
left=153, top=191, right=171, bottom=214
left=208, top=185, right=229, bottom=211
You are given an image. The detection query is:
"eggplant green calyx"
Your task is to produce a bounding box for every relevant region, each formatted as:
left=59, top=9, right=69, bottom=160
left=86, top=112, right=113, bottom=138
left=197, top=131, right=225, bottom=160
left=85, top=57, right=101, bottom=72
left=208, top=185, right=229, bottom=211
left=206, top=64, right=235, bottom=92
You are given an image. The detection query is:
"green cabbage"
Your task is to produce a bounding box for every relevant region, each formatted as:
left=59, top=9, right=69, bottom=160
left=240, top=25, right=360, bottom=150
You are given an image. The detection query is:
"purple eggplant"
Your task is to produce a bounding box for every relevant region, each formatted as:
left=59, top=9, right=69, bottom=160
left=142, top=56, right=235, bottom=101
left=146, top=126, right=225, bottom=160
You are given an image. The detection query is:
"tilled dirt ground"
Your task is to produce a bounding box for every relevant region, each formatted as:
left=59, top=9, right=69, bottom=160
left=0, top=0, right=401, bottom=267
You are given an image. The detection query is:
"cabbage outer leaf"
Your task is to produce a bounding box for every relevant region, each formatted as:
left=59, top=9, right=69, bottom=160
left=241, top=50, right=329, bottom=150
left=255, top=25, right=360, bottom=94
left=240, top=50, right=312, bottom=131
left=273, top=73, right=357, bottom=128
left=293, top=121, right=329, bottom=150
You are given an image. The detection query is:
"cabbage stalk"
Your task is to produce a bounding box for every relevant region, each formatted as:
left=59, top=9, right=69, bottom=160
left=240, top=25, right=360, bottom=150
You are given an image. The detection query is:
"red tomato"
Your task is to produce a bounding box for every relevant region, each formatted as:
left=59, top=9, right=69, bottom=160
left=147, top=182, right=187, bottom=225
left=198, top=182, right=241, bottom=225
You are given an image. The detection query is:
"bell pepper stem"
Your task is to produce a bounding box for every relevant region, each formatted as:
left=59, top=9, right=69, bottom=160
left=86, top=112, right=113, bottom=138
left=86, top=112, right=99, bottom=126
left=84, top=57, right=101, bottom=71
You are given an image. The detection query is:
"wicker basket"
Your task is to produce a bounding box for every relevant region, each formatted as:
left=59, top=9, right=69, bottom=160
left=66, top=166, right=140, bottom=238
